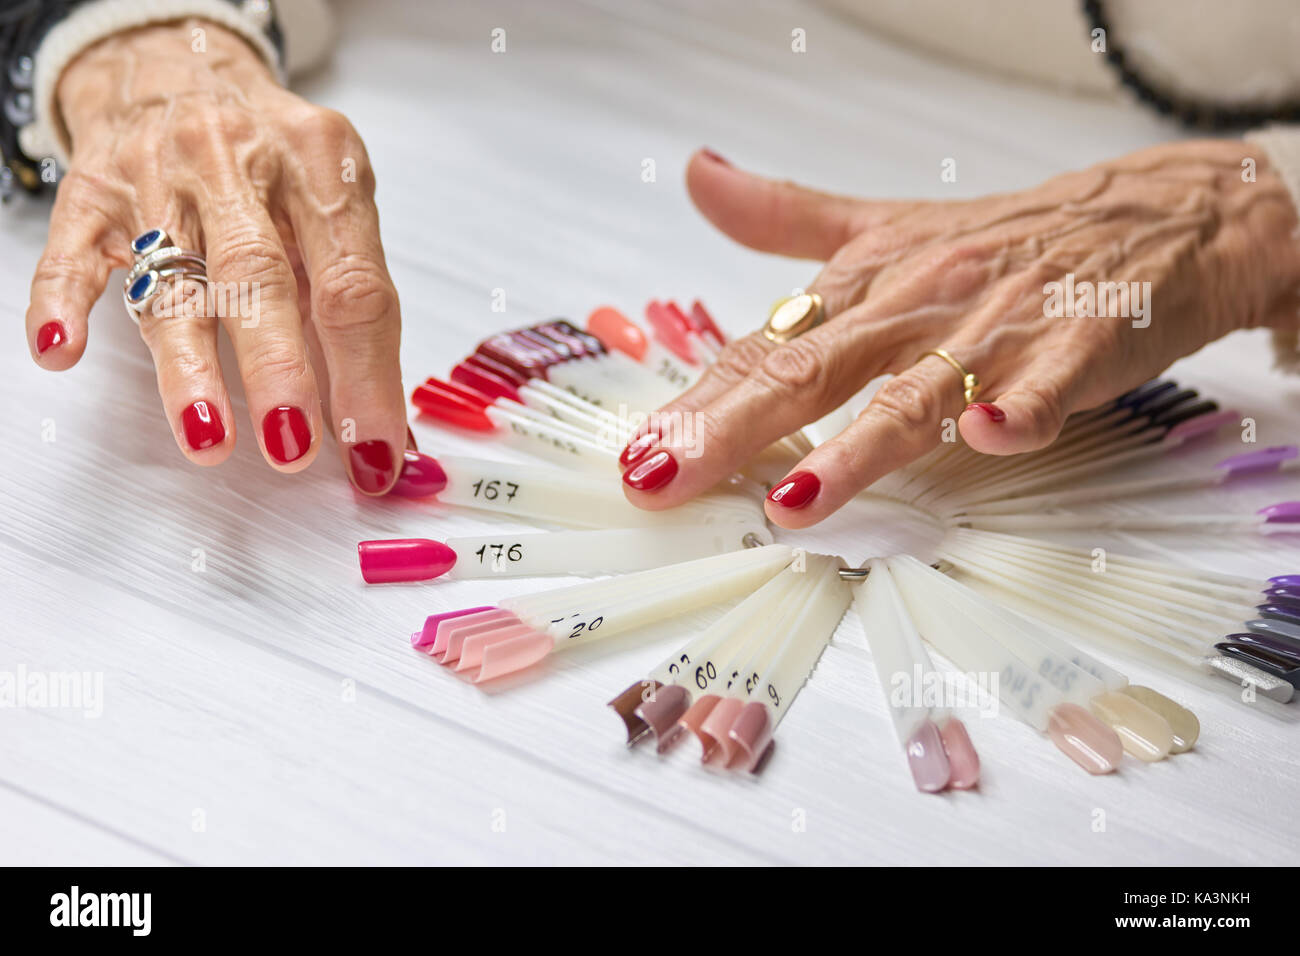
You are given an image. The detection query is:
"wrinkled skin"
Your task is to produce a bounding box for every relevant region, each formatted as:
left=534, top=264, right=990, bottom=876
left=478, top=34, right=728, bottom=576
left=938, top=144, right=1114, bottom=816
left=623, top=143, right=1300, bottom=526
left=26, top=20, right=406, bottom=492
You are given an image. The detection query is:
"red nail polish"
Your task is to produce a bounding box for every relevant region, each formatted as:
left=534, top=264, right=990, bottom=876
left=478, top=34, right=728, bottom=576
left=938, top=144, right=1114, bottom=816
left=391, top=450, right=448, bottom=498
left=181, top=400, right=225, bottom=450
left=767, top=471, right=820, bottom=509
left=262, top=405, right=312, bottom=464
left=623, top=450, right=678, bottom=491
left=619, top=431, right=660, bottom=468
left=358, top=538, right=457, bottom=583
left=966, top=402, right=1006, bottom=423
left=349, top=439, right=396, bottom=494
left=701, top=148, right=731, bottom=167
left=35, top=321, right=66, bottom=355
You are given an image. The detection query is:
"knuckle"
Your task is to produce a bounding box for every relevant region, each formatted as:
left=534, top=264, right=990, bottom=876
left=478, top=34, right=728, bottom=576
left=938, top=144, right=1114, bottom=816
left=870, top=375, right=941, bottom=433
left=208, top=223, right=291, bottom=287
left=312, top=255, right=398, bottom=331
left=242, top=338, right=311, bottom=386
left=757, top=338, right=831, bottom=399
left=709, top=335, right=773, bottom=386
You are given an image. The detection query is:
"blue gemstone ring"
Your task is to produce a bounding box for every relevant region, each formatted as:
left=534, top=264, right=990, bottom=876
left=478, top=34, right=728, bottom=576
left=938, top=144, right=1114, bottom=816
left=123, top=228, right=207, bottom=321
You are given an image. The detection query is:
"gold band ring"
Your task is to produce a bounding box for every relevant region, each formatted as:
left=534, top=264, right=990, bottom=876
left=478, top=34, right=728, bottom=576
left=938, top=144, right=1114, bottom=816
left=762, top=292, right=825, bottom=344
left=917, top=347, right=980, bottom=404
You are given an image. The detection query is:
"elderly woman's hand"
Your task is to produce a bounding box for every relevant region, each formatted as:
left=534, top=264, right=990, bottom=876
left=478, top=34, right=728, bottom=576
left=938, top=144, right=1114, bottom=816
left=621, top=142, right=1300, bottom=526
left=26, top=20, right=406, bottom=494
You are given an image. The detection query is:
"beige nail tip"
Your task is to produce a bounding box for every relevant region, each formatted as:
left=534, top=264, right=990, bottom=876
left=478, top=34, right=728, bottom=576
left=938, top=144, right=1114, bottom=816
left=1089, top=691, right=1174, bottom=763
left=937, top=717, right=981, bottom=789
left=1047, top=702, right=1124, bottom=774
left=1118, top=685, right=1200, bottom=753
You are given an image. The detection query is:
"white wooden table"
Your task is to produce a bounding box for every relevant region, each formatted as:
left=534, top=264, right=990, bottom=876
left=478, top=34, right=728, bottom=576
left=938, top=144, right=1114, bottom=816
left=2, top=0, right=1297, bottom=865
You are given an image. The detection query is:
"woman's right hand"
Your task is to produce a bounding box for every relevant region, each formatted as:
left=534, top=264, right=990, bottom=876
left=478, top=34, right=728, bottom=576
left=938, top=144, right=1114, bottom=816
left=26, top=19, right=408, bottom=494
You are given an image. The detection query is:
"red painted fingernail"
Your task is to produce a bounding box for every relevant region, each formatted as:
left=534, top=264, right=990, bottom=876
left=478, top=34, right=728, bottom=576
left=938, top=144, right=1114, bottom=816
left=767, top=471, right=820, bottom=509
left=349, top=439, right=396, bottom=494
left=619, top=431, right=660, bottom=468
left=262, top=405, right=312, bottom=464
left=35, top=321, right=66, bottom=355
left=700, top=148, right=731, bottom=167
left=623, top=450, right=678, bottom=491
left=966, top=402, right=1006, bottom=423
left=181, top=400, right=225, bottom=450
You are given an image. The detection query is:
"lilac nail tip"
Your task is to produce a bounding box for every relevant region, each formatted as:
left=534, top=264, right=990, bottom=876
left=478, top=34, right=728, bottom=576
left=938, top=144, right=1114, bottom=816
left=1258, top=501, right=1300, bottom=524
left=1165, top=408, right=1238, bottom=442
left=1268, top=575, right=1300, bottom=587
left=1217, top=445, right=1297, bottom=477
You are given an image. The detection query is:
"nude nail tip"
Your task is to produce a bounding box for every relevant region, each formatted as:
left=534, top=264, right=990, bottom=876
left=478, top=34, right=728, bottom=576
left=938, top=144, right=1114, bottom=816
left=608, top=681, right=661, bottom=745
left=699, top=698, right=745, bottom=768
left=905, top=719, right=952, bottom=793
left=1089, top=691, right=1173, bottom=763
left=937, top=717, right=980, bottom=789
left=474, top=631, right=554, bottom=682
left=1118, top=685, right=1200, bottom=753
left=456, top=625, right=535, bottom=671
left=633, top=684, right=692, bottom=752
left=677, top=695, right=721, bottom=758
left=1047, top=702, right=1124, bottom=774
left=727, top=702, right=773, bottom=772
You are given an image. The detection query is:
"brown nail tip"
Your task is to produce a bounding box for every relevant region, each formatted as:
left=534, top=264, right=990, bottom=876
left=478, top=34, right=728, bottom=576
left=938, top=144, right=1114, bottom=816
left=1119, top=684, right=1200, bottom=753
left=726, top=702, right=773, bottom=771
left=1047, top=702, right=1124, bottom=774
left=634, top=684, right=692, bottom=753
left=1089, top=691, right=1174, bottom=763
left=937, top=716, right=981, bottom=789
left=608, top=680, right=662, bottom=745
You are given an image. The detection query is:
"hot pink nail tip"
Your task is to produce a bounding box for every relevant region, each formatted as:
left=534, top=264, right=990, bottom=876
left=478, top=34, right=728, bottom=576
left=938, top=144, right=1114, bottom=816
left=905, top=719, right=952, bottom=793
left=390, top=451, right=449, bottom=498
left=937, top=717, right=981, bottom=789
left=358, top=538, right=456, bottom=583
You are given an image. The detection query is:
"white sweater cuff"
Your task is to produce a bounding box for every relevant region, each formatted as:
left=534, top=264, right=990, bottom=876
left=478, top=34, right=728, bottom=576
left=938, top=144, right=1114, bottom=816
left=25, top=0, right=287, bottom=168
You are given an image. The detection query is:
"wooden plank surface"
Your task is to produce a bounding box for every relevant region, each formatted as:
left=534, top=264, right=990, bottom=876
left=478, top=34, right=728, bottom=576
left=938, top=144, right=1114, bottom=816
left=1, top=0, right=1297, bottom=865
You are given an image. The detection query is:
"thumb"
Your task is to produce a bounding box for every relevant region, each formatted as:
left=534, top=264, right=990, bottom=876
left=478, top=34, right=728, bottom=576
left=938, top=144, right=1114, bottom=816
left=685, top=148, right=867, bottom=260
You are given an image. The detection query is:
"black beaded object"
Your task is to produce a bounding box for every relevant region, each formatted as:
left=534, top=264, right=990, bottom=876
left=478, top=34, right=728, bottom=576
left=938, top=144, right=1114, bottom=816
left=0, top=0, right=284, bottom=200
left=1082, top=0, right=1300, bottom=131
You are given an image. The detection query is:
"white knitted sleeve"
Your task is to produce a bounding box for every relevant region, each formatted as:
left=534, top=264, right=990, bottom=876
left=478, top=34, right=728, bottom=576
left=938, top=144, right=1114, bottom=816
left=1245, top=126, right=1300, bottom=373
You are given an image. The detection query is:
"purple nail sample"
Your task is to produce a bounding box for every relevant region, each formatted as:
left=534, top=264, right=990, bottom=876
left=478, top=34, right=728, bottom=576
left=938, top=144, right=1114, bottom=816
left=1217, top=445, right=1297, bottom=478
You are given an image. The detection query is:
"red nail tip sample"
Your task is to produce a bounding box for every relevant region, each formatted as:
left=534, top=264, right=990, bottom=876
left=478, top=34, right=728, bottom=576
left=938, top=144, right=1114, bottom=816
left=689, top=300, right=726, bottom=347
left=390, top=450, right=448, bottom=498
left=358, top=538, right=457, bottom=584
left=181, top=400, right=225, bottom=450
left=261, top=405, right=312, bottom=463
left=767, top=471, right=820, bottom=509
left=412, top=382, right=495, bottom=431
left=623, top=450, right=678, bottom=491
left=646, top=300, right=697, bottom=365
left=966, top=402, right=1006, bottom=423
left=619, top=431, right=660, bottom=468
left=35, top=321, right=66, bottom=355
left=451, top=361, right=520, bottom=403
left=349, top=439, right=396, bottom=494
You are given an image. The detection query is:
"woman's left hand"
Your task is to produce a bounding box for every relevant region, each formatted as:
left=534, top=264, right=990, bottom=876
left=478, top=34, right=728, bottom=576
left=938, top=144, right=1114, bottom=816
left=620, top=142, right=1300, bottom=526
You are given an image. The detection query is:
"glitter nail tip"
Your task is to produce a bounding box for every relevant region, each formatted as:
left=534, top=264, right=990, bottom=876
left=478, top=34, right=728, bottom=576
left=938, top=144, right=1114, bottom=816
left=1089, top=691, right=1173, bottom=762
left=1046, top=703, right=1123, bottom=774
left=1202, top=654, right=1294, bottom=702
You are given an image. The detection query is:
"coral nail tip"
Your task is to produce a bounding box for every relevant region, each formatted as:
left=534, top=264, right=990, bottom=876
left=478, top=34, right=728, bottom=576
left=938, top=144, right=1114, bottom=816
left=474, top=630, right=554, bottom=683
left=699, top=698, right=745, bottom=768
left=676, top=695, right=721, bottom=757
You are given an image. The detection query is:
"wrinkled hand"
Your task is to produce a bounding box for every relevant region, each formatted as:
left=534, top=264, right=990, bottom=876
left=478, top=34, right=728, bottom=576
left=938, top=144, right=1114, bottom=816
left=621, top=142, right=1300, bottom=526
left=27, top=20, right=406, bottom=493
